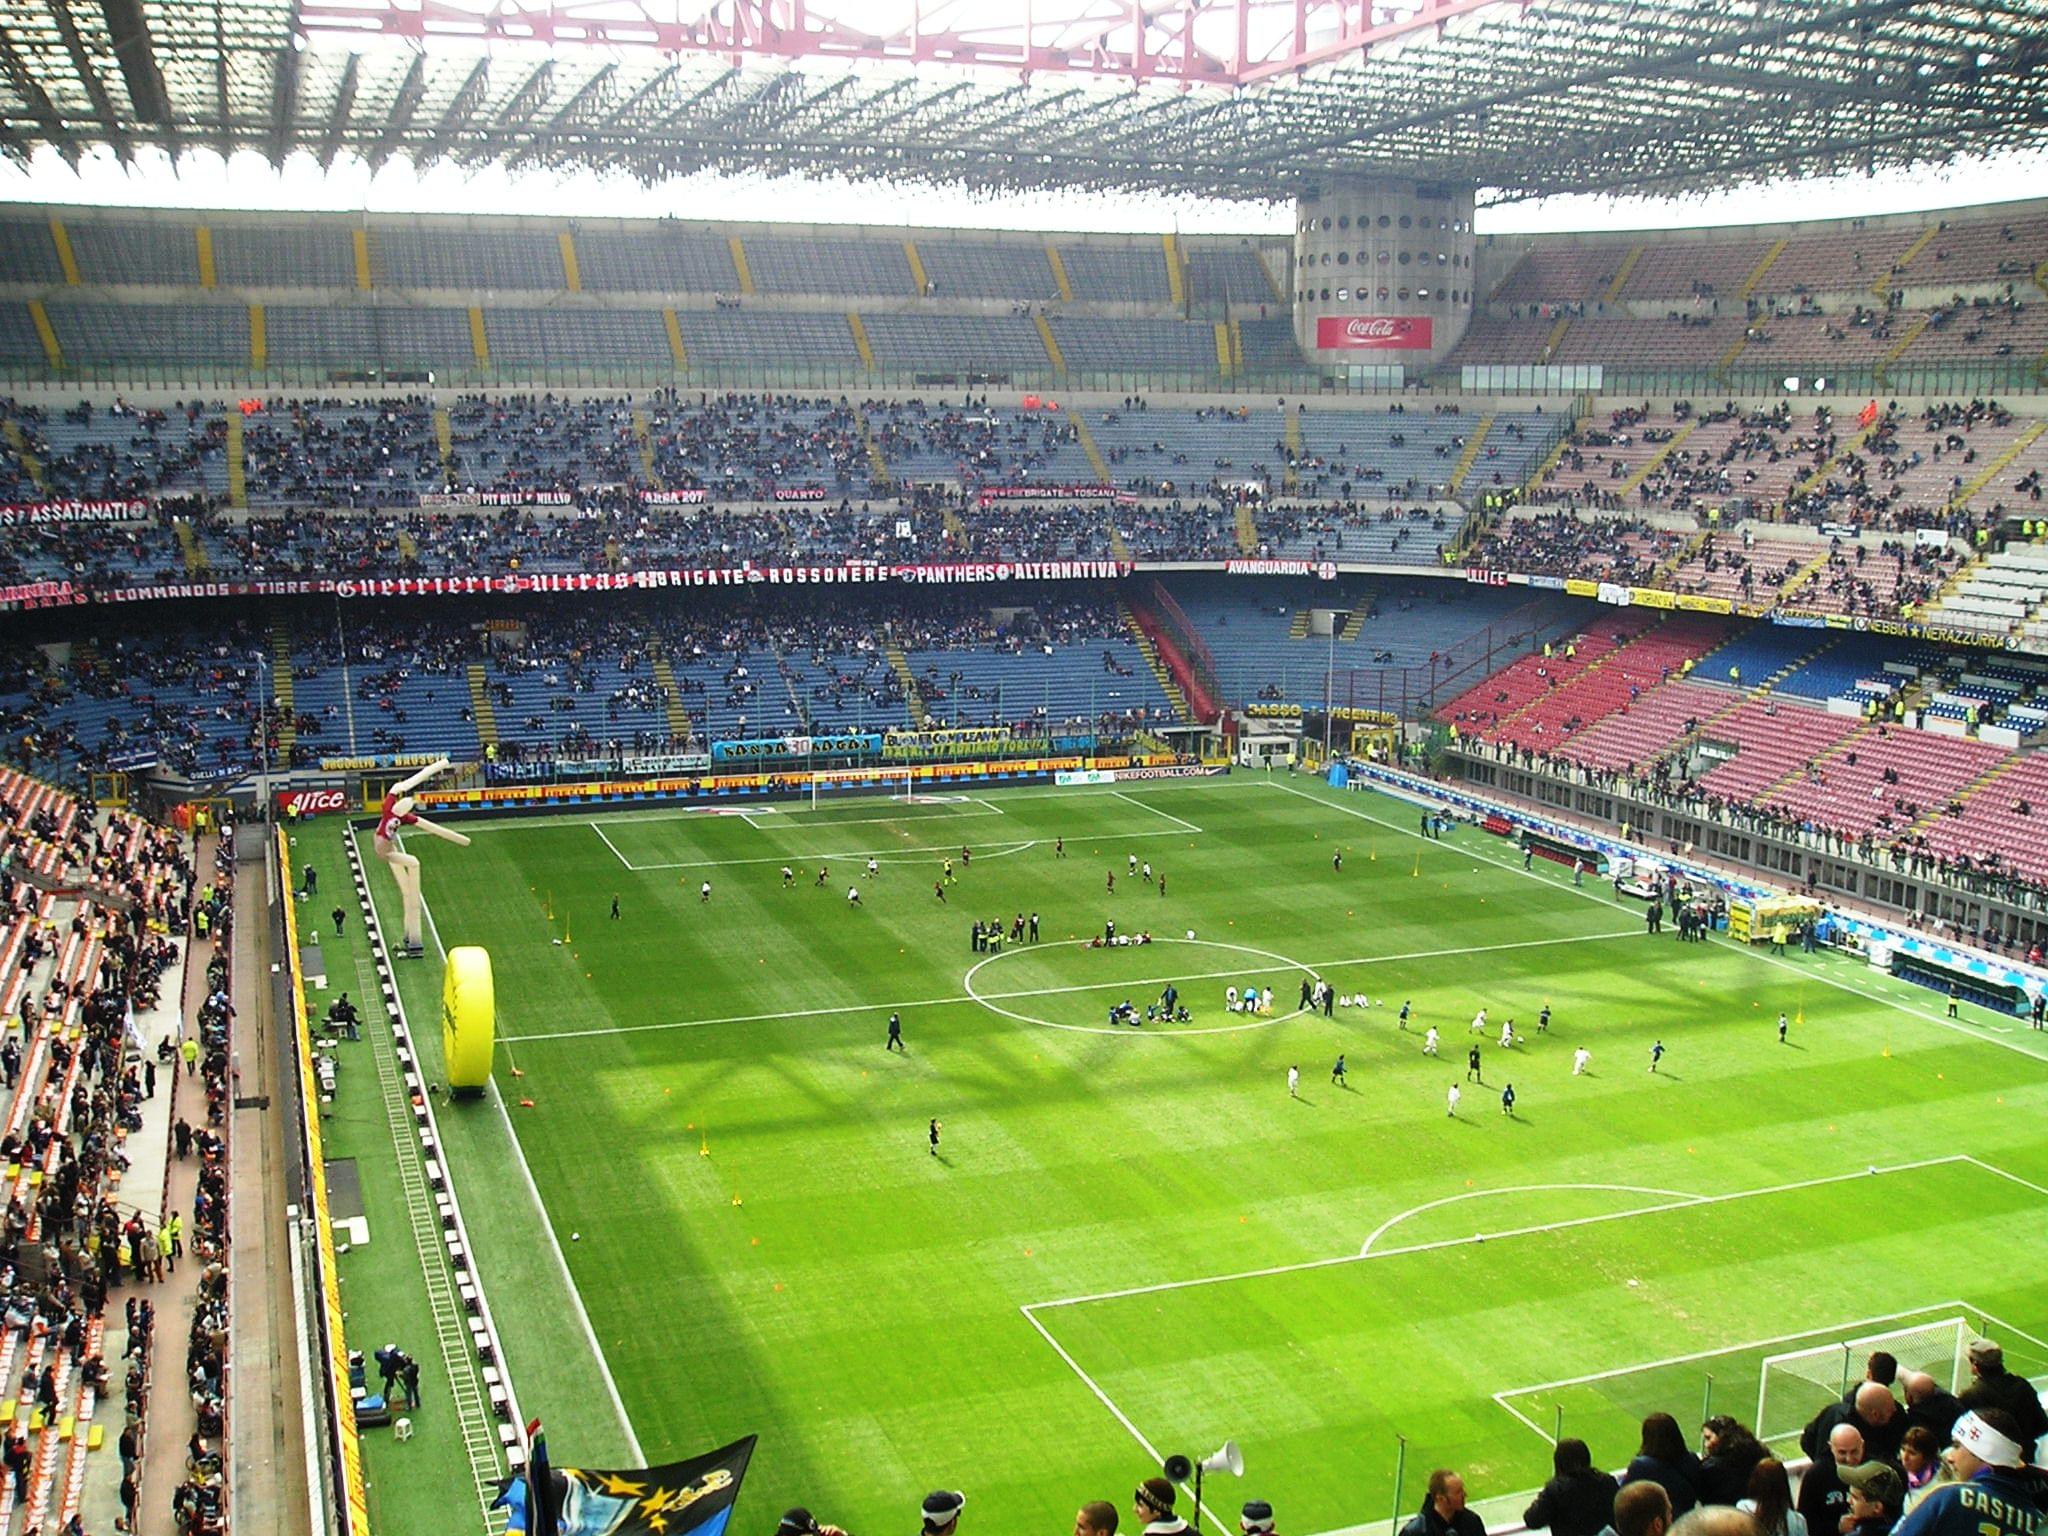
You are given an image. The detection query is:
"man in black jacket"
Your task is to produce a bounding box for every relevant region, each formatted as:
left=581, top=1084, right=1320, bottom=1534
left=1900, top=1372, right=1965, bottom=1445
left=1400, top=1471, right=1486, bottom=1536
left=1798, top=1425, right=1865, bottom=1536
left=1804, top=1383, right=1906, bottom=1466
left=1958, top=1341, right=2048, bottom=1462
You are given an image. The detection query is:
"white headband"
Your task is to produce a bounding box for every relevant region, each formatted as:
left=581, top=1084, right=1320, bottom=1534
left=1953, top=1412, right=2024, bottom=1470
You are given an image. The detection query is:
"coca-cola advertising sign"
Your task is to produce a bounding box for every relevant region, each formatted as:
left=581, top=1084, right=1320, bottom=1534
left=1314, top=316, right=1435, bottom=351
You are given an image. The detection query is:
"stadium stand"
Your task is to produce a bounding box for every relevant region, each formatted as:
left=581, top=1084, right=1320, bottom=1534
left=573, top=229, right=740, bottom=294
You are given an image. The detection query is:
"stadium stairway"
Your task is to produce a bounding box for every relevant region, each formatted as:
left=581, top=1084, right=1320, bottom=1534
left=1876, top=315, right=1932, bottom=387
left=466, top=662, right=499, bottom=753
left=1617, top=419, right=1700, bottom=501
left=1740, top=238, right=1787, bottom=299
left=224, top=410, right=246, bottom=510
left=1339, top=607, right=1366, bottom=642
left=1282, top=413, right=1302, bottom=493
left=1288, top=610, right=1312, bottom=639
left=1067, top=409, right=1111, bottom=483
left=940, top=504, right=969, bottom=546
left=1, top=420, right=45, bottom=490
left=1603, top=246, right=1645, bottom=301
left=632, top=407, right=659, bottom=484
left=1234, top=505, right=1259, bottom=555
left=174, top=517, right=209, bottom=574
left=271, top=621, right=296, bottom=759
left=1902, top=751, right=2022, bottom=840
left=1788, top=421, right=1880, bottom=508
left=1774, top=544, right=1848, bottom=611
left=1952, top=421, right=2048, bottom=510
left=1121, top=600, right=1193, bottom=723
left=1445, top=414, right=1496, bottom=497
left=652, top=654, right=692, bottom=746
left=886, top=641, right=930, bottom=726
left=860, top=417, right=890, bottom=487
left=434, top=406, right=455, bottom=479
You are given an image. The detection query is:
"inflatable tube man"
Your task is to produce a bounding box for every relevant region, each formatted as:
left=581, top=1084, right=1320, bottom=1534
left=374, top=757, right=471, bottom=957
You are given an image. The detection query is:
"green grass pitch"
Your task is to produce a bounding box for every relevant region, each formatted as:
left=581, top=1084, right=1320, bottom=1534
left=364, top=774, right=2048, bottom=1536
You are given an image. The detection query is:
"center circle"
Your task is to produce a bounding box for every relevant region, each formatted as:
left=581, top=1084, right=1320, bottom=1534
left=963, top=936, right=1319, bottom=1036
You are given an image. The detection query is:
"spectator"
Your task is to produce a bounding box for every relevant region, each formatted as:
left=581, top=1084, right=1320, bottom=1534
left=1134, top=1479, right=1188, bottom=1536
left=1892, top=1409, right=2046, bottom=1536
left=1957, top=1343, right=2048, bottom=1462
left=1239, top=1501, right=1275, bottom=1535
left=1400, top=1470, right=1486, bottom=1536
left=1624, top=1414, right=1701, bottom=1517
left=922, top=1491, right=967, bottom=1536
left=1799, top=1425, right=1867, bottom=1536
left=1698, top=1418, right=1767, bottom=1508
left=1671, top=1512, right=1762, bottom=1536
left=1605, top=1480, right=1675, bottom=1536
left=1738, top=1458, right=1807, bottom=1536
left=1897, top=1428, right=1945, bottom=1513
left=1525, top=1438, right=1621, bottom=1536
left=1807, top=1384, right=1908, bottom=1466
left=1074, top=1502, right=1118, bottom=1536
left=1901, top=1374, right=1965, bottom=1446
left=1840, top=1463, right=1905, bottom=1536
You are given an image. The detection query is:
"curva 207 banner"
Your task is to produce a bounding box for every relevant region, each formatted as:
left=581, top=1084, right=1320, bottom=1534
left=1314, top=316, right=1435, bottom=351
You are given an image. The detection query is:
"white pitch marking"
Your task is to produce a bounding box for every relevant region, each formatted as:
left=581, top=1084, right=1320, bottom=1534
left=590, top=820, right=634, bottom=870
left=1110, top=789, right=1203, bottom=834
left=1025, top=1155, right=1978, bottom=1312
left=1357, top=1182, right=1706, bottom=1257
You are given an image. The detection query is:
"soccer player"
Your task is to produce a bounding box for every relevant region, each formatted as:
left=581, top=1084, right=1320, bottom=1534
left=1499, top=1017, right=1518, bottom=1050
left=866, top=857, right=879, bottom=879
left=1501, top=1082, right=1516, bottom=1117
left=1299, top=978, right=1315, bottom=1011
left=1028, top=912, right=1040, bottom=942
left=1649, top=1040, right=1665, bottom=1073
left=1226, top=986, right=1240, bottom=1012
left=1055, top=836, right=1065, bottom=859
left=1572, top=1046, right=1591, bottom=1076
left=781, top=866, right=795, bottom=888
left=1287, top=1064, right=1300, bottom=1099
left=933, top=880, right=946, bottom=903
left=1470, top=1007, right=1488, bottom=1035
left=887, top=1013, right=904, bottom=1051
left=1106, top=870, right=1115, bottom=894
left=1523, top=845, right=1533, bottom=871
left=1128, top=854, right=1138, bottom=876
left=1142, top=861, right=1153, bottom=884
left=1398, top=1000, right=1412, bottom=1030
left=846, top=886, right=863, bottom=907
left=1423, top=1026, right=1440, bottom=1056
left=1447, top=1083, right=1461, bottom=1117
left=960, top=846, right=971, bottom=869
left=943, top=859, right=956, bottom=885
left=1158, top=872, right=1167, bottom=897
left=610, top=895, right=620, bottom=920
left=1945, top=984, right=1959, bottom=1018
left=1538, top=1004, right=1551, bottom=1033
left=1332, top=1054, right=1347, bottom=1088
left=700, top=881, right=712, bottom=903
left=1333, top=851, right=1343, bottom=873
left=816, top=866, right=829, bottom=887
left=928, top=1118, right=941, bottom=1157
left=1467, top=1044, right=1483, bottom=1083
left=1778, top=1011, right=1789, bottom=1044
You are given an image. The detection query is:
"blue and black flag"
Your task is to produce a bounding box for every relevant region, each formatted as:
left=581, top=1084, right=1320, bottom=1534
left=496, top=1427, right=758, bottom=1536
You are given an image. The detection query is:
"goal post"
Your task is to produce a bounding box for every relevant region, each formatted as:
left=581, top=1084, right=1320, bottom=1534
left=1755, top=1316, right=1969, bottom=1448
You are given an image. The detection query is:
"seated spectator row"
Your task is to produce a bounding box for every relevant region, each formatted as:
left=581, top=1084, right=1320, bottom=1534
left=0, top=210, right=1276, bottom=305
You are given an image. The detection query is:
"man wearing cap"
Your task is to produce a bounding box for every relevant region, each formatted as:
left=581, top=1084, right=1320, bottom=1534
left=1242, top=1500, right=1277, bottom=1536
left=1839, top=1462, right=1905, bottom=1536
left=1399, top=1470, right=1486, bottom=1536
left=1135, top=1478, right=1191, bottom=1536
left=1958, top=1342, right=2048, bottom=1463
left=778, top=1508, right=849, bottom=1536
left=1892, top=1409, right=2047, bottom=1536
left=922, top=1490, right=967, bottom=1536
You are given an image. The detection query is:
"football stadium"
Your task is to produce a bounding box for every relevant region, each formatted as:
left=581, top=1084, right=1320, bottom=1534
left=1, top=1, right=2047, bottom=1535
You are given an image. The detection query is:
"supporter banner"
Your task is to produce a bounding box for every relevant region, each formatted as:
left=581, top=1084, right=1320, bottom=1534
left=1245, top=703, right=1304, bottom=718
left=1676, top=594, right=1735, bottom=614
left=768, top=487, right=829, bottom=502
left=1056, top=769, right=1116, bottom=786
left=1528, top=575, right=1568, bottom=591
left=488, top=750, right=715, bottom=784
left=1772, top=613, right=1828, bottom=630
left=0, top=498, right=151, bottom=525
left=0, top=580, right=81, bottom=609
left=710, top=734, right=880, bottom=762
left=275, top=788, right=348, bottom=817
left=1330, top=707, right=1399, bottom=725
left=1564, top=578, right=1599, bottom=597
left=977, top=484, right=1117, bottom=503
left=882, top=726, right=1013, bottom=762
left=1464, top=568, right=1511, bottom=586
left=1224, top=559, right=1338, bottom=579
left=417, top=490, right=574, bottom=507
left=318, top=751, right=449, bottom=772
left=641, top=489, right=709, bottom=507
left=1597, top=582, right=1631, bottom=607
left=1314, top=316, right=1436, bottom=351
left=330, top=560, right=1134, bottom=597
left=1631, top=586, right=1678, bottom=610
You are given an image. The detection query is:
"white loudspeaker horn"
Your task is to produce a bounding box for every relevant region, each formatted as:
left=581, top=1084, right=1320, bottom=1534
left=1202, top=1441, right=1244, bottom=1477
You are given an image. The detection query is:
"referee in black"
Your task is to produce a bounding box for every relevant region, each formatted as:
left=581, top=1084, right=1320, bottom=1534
left=887, top=1013, right=904, bottom=1051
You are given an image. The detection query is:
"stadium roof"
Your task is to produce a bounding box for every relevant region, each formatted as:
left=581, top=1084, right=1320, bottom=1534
left=2, top=0, right=2046, bottom=203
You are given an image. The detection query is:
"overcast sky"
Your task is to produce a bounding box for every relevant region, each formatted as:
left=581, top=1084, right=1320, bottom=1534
left=1, top=133, right=2041, bottom=239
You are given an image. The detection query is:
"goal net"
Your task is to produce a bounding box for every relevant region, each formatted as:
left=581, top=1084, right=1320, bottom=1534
left=1756, top=1316, right=1968, bottom=1447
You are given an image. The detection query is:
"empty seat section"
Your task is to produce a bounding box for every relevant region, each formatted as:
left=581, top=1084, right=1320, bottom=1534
left=575, top=230, right=739, bottom=293
left=0, top=218, right=67, bottom=285
left=915, top=242, right=1059, bottom=300
left=45, top=303, right=248, bottom=367
left=1058, top=245, right=1166, bottom=302
left=482, top=309, right=674, bottom=369
left=66, top=220, right=198, bottom=286
left=265, top=306, right=478, bottom=373
left=212, top=224, right=359, bottom=288
left=859, top=314, right=1050, bottom=373
left=369, top=227, right=566, bottom=290
left=744, top=237, right=907, bottom=297
left=1050, top=318, right=1214, bottom=373
left=672, top=311, right=859, bottom=369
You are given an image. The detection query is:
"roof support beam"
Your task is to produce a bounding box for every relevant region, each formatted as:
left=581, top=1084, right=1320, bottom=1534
left=48, top=0, right=133, bottom=163
left=319, top=52, right=360, bottom=168
left=367, top=52, right=427, bottom=170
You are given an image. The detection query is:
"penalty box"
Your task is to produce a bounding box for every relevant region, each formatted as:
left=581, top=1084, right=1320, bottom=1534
left=1020, top=1157, right=2048, bottom=1535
